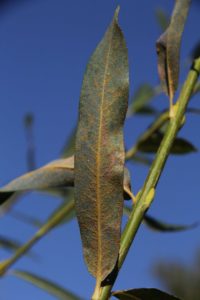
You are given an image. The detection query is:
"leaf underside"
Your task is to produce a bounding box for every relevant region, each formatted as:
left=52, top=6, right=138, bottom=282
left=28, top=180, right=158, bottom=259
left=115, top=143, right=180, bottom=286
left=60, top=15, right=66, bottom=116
left=156, top=0, right=191, bottom=99
left=75, top=8, right=129, bottom=281
left=0, top=156, right=74, bottom=205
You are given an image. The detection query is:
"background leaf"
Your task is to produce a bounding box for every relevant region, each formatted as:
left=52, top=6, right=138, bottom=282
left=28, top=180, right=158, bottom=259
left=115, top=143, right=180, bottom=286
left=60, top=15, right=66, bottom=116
left=112, top=288, right=181, bottom=300
left=137, top=133, right=197, bottom=155
left=13, top=270, right=83, bottom=300
left=127, top=84, right=161, bottom=116
left=123, top=206, right=197, bottom=233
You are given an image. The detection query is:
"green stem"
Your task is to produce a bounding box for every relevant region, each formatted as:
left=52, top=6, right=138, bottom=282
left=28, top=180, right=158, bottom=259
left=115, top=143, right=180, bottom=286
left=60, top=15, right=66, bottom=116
left=0, top=200, right=75, bottom=276
left=99, top=58, right=200, bottom=300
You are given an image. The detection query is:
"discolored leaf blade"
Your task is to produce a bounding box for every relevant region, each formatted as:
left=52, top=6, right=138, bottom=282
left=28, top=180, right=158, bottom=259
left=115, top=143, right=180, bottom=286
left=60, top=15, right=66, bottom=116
left=0, top=156, right=74, bottom=205
left=156, top=0, right=191, bottom=101
left=75, top=7, right=129, bottom=282
left=13, top=270, right=83, bottom=300
left=112, top=288, right=181, bottom=300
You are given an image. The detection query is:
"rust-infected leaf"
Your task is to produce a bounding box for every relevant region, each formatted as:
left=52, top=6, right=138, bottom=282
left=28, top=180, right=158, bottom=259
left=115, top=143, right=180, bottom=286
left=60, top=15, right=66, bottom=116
left=156, top=0, right=191, bottom=108
left=75, top=7, right=129, bottom=283
left=0, top=156, right=74, bottom=205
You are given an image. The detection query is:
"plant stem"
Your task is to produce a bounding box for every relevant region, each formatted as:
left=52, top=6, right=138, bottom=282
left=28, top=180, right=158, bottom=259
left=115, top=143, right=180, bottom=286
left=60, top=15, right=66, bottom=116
left=0, top=199, right=75, bottom=276
left=99, top=58, right=200, bottom=300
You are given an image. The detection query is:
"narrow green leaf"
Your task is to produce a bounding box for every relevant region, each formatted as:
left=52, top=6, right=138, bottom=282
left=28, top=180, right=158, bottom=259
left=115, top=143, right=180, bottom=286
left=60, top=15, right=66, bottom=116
left=156, top=0, right=191, bottom=103
left=24, top=113, right=36, bottom=171
left=124, top=206, right=198, bottom=233
left=127, top=84, right=161, bottom=116
left=112, top=288, right=181, bottom=300
left=0, top=156, right=74, bottom=205
left=137, top=133, right=197, bottom=155
left=13, top=270, right=83, bottom=300
left=0, top=236, right=35, bottom=258
left=75, top=7, right=129, bottom=283
left=155, top=8, right=170, bottom=32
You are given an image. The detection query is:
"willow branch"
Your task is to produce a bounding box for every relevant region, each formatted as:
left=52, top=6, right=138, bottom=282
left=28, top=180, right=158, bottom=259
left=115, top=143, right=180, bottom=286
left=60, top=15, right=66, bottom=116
left=99, top=58, right=200, bottom=300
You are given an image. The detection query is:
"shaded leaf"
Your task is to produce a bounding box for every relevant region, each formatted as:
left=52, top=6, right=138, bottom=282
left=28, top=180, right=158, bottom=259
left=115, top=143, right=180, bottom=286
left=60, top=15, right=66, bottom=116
left=0, top=156, right=74, bottom=205
left=128, top=84, right=161, bottom=116
left=112, top=288, right=181, bottom=300
left=156, top=0, right=191, bottom=101
left=24, top=113, right=36, bottom=171
left=192, top=81, right=200, bottom=97
left=190, top=41, right=200, bottom=61
left=137, top=132, right=197, bottom=155
left=143, top=215, right=198, bottom=232
left=13, top=270, right=83, bottom=300
left=155, top=8, right=170, bottom=32
left=75, top=7, right=129, bottom=283
left=124, top=206, right=197, bottom=233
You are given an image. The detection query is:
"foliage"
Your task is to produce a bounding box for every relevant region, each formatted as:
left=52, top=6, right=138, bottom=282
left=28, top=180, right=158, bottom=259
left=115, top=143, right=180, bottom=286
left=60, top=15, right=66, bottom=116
left=0, top=1, right=200, bottom=300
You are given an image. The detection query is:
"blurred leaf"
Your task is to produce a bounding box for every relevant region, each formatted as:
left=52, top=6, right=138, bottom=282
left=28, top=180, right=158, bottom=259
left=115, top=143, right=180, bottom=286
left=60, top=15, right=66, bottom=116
left=124, top=206, right=198, bottom=233
left=143, top=215, right=198, bottom=232
left=131, top=154, right=153, bottom=166
left=190, top=41, right=200, bottom=61
left=155, top=8, right=170, bottom=32
left=75, top=7, right=129, bottom=284
left=24, top=113, right=36, bottom=171
left=137, top=132, right=197, bottom=154
left=128, top=84, right=161, bottom=117
left=61, top=127, right=76, bottom=158
left=13, top=270, right=83, bottom=300
left=0, top=156, right=74, bottom=205
left=112, top=288, right=181, bottom=300
left=9, top=210, right=43, bottom=227
left=0, top=235, right=36, bottom=258
left=156, top=0, right=191, bottom=101
left=192, top=81, right=200, bottom=96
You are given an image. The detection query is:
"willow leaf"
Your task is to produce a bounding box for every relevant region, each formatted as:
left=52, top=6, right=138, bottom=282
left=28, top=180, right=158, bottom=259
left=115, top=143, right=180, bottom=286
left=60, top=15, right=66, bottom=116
left=75, top=7, right=129, bottom=285
left=156, top=0, right=191, bottom=104
left=13, top=270, right=83, bottom=300
left=127, top=84, right=161, bottom=117
left=137, top=133, right=197, bottom=155
left=0, top=235, right=35, bottom=258
left=123, top=206, right=197, bottom=233
left=112, top=288, right=181, bottom=300
left=155, top=8, right=170, bottom=32
left=0, top=156, right=74, bottom=205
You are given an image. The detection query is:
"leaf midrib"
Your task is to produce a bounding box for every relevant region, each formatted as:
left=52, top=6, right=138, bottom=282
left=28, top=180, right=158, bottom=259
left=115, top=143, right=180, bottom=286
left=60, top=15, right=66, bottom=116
left=96, top=25, right=114, bottom=280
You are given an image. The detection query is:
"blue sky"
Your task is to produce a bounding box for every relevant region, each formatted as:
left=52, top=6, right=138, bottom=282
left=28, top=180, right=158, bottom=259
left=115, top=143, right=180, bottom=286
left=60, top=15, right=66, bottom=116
left=0, top=1, right=200, bottom=299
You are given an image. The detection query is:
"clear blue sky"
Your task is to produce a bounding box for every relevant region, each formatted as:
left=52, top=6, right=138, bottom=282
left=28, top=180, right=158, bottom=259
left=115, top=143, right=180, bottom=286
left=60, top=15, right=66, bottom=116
left=0, top=1, right=200, bottom=299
